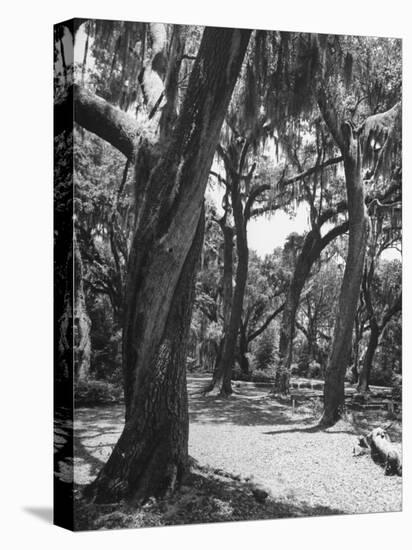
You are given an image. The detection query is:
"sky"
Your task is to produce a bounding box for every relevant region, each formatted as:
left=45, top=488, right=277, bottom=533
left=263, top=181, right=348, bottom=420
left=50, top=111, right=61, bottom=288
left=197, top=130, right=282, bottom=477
left=247, top=205, right=310, bottom=256
left=246, top=204, right=400, bottom=261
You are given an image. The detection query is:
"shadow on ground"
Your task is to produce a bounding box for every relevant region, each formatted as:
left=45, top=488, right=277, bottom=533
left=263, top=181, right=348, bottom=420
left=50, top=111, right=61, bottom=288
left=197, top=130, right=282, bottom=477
left=74, top=406, right=124, bottom=484
left=188, top=384, right=322, bottom=428
left=188, top=378, right=400, bottom=441
left=23, top=507, right=53, bottom=524
left=74, top=464, right=343, bottom=531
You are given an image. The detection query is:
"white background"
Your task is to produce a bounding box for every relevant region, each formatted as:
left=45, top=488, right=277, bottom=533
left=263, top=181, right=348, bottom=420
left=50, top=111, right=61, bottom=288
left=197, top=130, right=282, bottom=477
left=0, top=1, right=410, bottom=548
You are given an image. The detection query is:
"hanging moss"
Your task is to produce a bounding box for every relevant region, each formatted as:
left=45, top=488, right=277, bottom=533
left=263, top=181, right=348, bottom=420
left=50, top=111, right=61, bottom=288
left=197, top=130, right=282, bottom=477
left=361, top=102, right=402, bottom=179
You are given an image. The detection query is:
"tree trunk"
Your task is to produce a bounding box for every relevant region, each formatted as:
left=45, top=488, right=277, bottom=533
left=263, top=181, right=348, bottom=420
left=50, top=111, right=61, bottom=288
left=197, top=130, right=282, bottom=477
left=271, top=221, right=348, bottom=394
left=205, top=224, right=234, bottom=393
left=222, top=225, right=234, bottom=329
left=86, top=27, right=251, bottom=502
left=73, top=236, right=91, bottom=381
left=365, top=427, right=402, bottom=476
left=207, top=175, right=249, bottom=396
left=351, top=319, right=363, bottom=384
left=320, top=124, right=369, bottom=427
left=87, top=212, right=204, bottom=504
left=273, top=253, right=310, bottom=394
left=357, top=320, right=379, bottom=393
left=238, top=322, right=250, bottom=376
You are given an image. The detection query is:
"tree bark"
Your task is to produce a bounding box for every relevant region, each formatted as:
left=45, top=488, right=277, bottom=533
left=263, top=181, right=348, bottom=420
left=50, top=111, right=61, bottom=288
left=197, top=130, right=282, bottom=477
left=207, top=224, right=234, bottom=391
left=207, top=171, right=249, bottom=396
left=73, top=85, right=138, bottom=159
left=320, top=122, right=369, bottom=427
left=84, top=27, right=251, bottom=503
left=238, top=321, right=250, bottom=376
left=273, top=245, right=313, bottom=394
left=222, top=225, right=234, bottom=330
left=87, top=212, right=204, bottom=503
left=73, top=236, right=91, bottom=381
left=218, top=177, right=249, bottom=394
left=365, top=427, right=402, bottom=476
left=357, top=320, right=379, bottom=393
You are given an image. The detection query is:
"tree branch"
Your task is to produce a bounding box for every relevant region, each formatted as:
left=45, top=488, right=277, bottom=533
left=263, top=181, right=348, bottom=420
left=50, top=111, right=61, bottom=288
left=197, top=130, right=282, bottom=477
left=247, top=303, right=285, bottom=343
left=280, top=155, right=344, bottom=188
left=318, top=221, right=349, bottom=251
left=244, top=183, right=270, bottom=220
left=380, top=292, right=402, bottom=331
left=54, top=84, right=139, bottom=160
left=247, top=155, right=344, bottom=220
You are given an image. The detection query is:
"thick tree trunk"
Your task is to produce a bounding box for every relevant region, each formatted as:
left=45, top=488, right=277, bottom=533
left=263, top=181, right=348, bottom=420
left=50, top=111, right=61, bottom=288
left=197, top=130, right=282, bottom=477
left=357, top=320, right=379, bottom=393
left=320, top=124, right=369, bottom=427
left=86, top=28, right=251, bottom=502
left=121, top=28, right=250, bottom=418
left=87, top=212, right=204, bottom=504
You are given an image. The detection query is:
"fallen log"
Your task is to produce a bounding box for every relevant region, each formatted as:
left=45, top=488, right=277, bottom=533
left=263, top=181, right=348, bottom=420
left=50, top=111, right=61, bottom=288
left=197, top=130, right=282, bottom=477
left=354, top=427, right=402, bottom=476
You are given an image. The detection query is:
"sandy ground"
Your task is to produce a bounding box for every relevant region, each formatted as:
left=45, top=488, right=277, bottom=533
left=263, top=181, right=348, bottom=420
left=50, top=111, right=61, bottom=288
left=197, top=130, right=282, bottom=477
left=72, top=376, right=402, bottom=515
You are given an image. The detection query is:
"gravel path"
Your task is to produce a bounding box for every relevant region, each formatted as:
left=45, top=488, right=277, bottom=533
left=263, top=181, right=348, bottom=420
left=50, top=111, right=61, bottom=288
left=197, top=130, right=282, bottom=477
left=73, top=376, right=402, bottom=515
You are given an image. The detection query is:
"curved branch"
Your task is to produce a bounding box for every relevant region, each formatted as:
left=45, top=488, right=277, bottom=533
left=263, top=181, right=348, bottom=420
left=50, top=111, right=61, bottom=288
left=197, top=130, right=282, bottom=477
left=380, top=292, right=402, bottom=331
left=244, top=183, right=270, bottom=220
left=246, top=155, right=344, bottom=220
left=247, top=302, right=285, bottom=343
left=282, top=155, right=344, bottom=187
left=55, top=85, right=139, bottom=160
left=318, top=221, right=349, bottom=252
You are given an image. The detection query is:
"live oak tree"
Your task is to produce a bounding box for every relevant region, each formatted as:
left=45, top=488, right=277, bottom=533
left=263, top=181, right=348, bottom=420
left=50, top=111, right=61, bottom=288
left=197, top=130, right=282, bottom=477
left=311, top=38, right=401, bottom=426
left=56, top=23, right=251, bottom=503
left=204, top=137, right=261, bottom=396
left=270, top=155, right=349, bottom=394
left=266, top=33, right=401, bottom=425
left=259, top=34, right=402, bottom=411
left=357, top=207, right=402, bottom=393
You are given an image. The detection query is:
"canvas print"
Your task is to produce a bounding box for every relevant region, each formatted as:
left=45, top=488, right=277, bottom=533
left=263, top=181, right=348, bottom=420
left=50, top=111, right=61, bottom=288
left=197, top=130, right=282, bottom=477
left=54, top=19, right=402, bottom=531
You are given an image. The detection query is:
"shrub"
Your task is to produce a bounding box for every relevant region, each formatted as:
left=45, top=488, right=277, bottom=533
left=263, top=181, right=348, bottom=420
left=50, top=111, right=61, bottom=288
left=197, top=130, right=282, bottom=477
left=290, top=363, right=300, bottom=376
left=370, top=364, right=393, bottom=387
left=75, top=379, right=123, bottom=406
left=307, top=360, right=321, bottom=379
left=254, top=329, right=276, bottom=370
left=392, top=373, right=402, bottom=401
left=251, top=367, right=276, bottom=384
left=232, top=363, right=251, bottom=381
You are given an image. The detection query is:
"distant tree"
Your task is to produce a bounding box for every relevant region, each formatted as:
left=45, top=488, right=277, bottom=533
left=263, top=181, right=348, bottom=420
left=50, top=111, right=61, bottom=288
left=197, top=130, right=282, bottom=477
left=239, top=250, right=287, bottom=375
left=254, top=327, right=276, bottom=370
left=294, top=35, right=402, bottom=426
left=357, top=208, right=402, bottom=392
